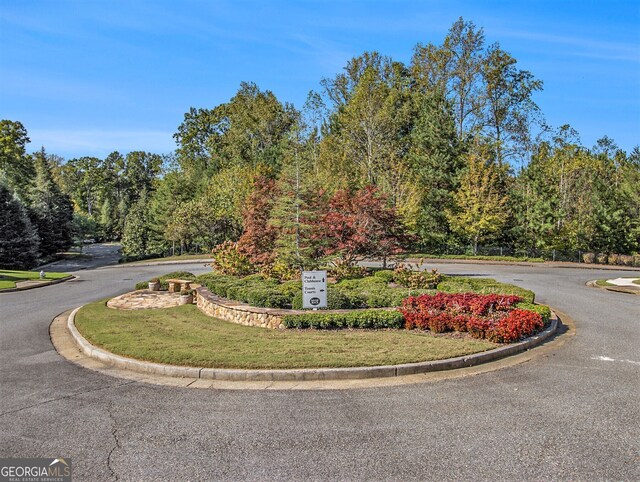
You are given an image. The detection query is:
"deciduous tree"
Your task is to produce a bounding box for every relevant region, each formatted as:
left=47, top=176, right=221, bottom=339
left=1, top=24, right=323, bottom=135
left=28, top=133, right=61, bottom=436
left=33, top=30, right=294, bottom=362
left=447, top=144, right=509, bottom=254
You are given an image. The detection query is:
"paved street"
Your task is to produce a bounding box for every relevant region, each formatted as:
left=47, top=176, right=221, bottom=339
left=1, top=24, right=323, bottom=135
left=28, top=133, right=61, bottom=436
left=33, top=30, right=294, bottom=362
left=1, top=245, right=638, bottom=481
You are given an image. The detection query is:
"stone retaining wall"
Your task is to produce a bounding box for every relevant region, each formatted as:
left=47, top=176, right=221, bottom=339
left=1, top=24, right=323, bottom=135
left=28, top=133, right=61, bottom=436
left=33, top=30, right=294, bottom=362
left=195, top=286, right=298, bottom=329
left=195, top=287, right=396, bottom=329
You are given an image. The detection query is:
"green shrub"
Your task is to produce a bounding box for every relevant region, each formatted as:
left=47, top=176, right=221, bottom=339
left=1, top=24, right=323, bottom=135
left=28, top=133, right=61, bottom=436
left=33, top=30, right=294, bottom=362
left=135, top=271, right=195, bottom=291
left=243, top=273, right=267, bottom=281
left=279, top=280, right=302, bottom=298
left=291, top=289, right=353, bottom=310
left=224, top=284, right=251, bottom=302
left=192, top=272, right=535, bottom=310
left=374, top=269, right=395, bottom=283
left=516, top=303, right=551, bottom=325
left=364, top=290, right=412, bottom=308
left=436, top=280, right=474, bottom=293
left=260, top=260, right=300, bottom=281
left=246, top=289, right=290, bottom=309
left=327, top=264, right=368, bottom=281
left=211, top=241, right=255, bottom=276
left=393, top=264, right=442, bottom=289
left=282, top=309, right=404, bottom=330
left=437, top=276, right=534, bottom=303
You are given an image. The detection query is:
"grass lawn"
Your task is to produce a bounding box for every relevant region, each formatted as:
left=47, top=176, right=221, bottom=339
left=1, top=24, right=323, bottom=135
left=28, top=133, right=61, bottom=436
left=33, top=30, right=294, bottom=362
left=75, top=301, right=497, bottom=369
left=124, top=253, right=214, bottom=265
left=595, top=279, right=615, bottom=287
left=405, top=253, right=545, bottom=263
left=0, top=269, right=70, bottom=290
left=596, top=278, right=640, bottom=287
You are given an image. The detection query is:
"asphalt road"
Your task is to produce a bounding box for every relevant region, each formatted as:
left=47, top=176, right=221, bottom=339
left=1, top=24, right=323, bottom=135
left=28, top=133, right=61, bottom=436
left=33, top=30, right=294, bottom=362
left=1, top=245, right=638, bottom=481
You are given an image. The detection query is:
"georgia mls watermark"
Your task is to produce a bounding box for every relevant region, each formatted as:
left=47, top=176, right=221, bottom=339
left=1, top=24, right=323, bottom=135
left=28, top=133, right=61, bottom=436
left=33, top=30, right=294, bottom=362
left=0, top=458, right=71, bottom=482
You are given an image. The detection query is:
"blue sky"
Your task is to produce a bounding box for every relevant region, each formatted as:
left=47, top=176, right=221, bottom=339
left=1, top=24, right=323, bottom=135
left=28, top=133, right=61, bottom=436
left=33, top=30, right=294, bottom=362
left=1, top=0, right=638, bottom=159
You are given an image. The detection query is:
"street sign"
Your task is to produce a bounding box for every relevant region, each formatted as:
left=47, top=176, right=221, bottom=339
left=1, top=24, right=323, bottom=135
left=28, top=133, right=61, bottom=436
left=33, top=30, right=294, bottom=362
left=302, top=270, right=327, bottom=309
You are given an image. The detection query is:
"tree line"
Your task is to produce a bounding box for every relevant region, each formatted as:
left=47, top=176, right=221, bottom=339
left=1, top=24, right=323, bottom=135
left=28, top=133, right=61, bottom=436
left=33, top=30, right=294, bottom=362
left=1, top=18, right=638, bottom=270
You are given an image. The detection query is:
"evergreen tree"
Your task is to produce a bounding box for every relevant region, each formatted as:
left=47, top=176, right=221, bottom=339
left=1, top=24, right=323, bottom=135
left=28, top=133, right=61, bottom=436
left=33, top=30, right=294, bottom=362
left=269, top=140, right=325, bottom=270
left=29, top=148, right=74, bottom=258
left=0, top=182, right=40, bottom=269
left=408, top=90, right=463, bottom=250
left=99, top=196, right=117, bottom=240
left=121, top=192, right=153, bottom=257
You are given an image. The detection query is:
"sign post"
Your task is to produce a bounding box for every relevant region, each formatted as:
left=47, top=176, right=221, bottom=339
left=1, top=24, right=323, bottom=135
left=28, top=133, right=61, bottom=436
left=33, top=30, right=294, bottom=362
left=302, top=270, right=327, bottom=309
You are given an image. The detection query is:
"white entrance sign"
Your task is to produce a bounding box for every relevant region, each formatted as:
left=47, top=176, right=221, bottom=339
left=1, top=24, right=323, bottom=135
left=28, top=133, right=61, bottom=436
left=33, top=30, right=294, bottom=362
left=302, top=270, right=327, bottom=309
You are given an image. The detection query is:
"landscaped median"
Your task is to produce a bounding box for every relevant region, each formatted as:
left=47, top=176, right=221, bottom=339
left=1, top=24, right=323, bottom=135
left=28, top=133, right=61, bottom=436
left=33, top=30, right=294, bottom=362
left=588, top=277, right=640, bottom=295
left=65, top=270, right=558, bottom=381
left=67, top=301, right=557, bottom=381
left=0, top=269, right=72, bottom=291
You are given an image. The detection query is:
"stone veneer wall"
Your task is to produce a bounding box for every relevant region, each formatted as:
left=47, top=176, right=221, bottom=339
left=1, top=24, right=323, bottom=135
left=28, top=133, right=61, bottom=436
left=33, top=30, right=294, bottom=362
left=195, top=286, right=299, bottom=329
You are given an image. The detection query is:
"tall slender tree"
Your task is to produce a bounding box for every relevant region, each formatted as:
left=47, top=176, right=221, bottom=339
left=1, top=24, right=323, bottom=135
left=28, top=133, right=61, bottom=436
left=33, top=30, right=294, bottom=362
left=28, top=148, right=74, bottom=257
left=0, top=182, right=40, bottom=269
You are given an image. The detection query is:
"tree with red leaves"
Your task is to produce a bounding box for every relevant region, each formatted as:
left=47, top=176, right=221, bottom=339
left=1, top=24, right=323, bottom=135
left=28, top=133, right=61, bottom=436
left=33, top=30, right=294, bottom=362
left=321, top=185, right=408, bottom=267
left=237, top=176, right=278, bottom=266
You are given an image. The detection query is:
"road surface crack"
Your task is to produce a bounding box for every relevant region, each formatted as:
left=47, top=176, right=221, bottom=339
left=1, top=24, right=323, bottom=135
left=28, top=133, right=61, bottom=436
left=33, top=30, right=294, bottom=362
left=106, top=402, right=121, bottom=481
left=0, top=381, right=137, bottom=418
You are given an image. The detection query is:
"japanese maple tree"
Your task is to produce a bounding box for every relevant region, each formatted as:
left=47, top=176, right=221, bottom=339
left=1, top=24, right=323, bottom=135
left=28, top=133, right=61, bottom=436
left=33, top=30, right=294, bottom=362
left=321, top=185, right=408, bottom=266
left=237, top=176, right=278, bottom=266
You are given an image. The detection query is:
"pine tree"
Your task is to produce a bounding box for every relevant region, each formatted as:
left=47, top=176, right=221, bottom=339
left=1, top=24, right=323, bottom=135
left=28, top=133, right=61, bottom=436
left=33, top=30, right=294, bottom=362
left=408, top=90, right=463, bottom=249
left=0, top=182, right=40, bottom=269
left=29, top=148, right=74, bottom=258
left=269, top=143, right=324, bottom=270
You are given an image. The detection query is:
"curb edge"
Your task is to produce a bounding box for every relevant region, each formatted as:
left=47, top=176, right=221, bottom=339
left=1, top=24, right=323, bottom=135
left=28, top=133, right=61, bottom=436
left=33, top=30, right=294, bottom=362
left=66, top=306, right=559, bottom=382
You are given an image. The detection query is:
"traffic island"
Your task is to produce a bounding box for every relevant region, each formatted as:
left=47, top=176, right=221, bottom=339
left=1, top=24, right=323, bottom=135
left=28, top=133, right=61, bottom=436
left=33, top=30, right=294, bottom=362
left=587, top=278, right=640, bottom=295
left=0, top=269, right=74, bottom=292
left=57, top=301, right=559, bottom=383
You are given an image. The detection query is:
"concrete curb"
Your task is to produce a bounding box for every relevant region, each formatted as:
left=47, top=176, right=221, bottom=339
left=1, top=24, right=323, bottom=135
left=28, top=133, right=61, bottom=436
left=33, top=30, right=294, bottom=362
left=67, top=306, right=559, bottom=382
left=0, top=275, right=76, bottom=293
left=586, top=280, right=640, bottom=295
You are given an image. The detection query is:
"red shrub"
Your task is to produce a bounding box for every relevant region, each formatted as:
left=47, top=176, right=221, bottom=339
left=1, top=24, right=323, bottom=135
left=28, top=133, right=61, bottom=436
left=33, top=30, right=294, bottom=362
left=429, top=313, right=452, bottom=333
left=450, top=314, right=470, bottom=332
left=467, top=316, right=492, bottom=339
left=490, top=309, right=544, bottom=343
left=399, top=292, right=543, bottom=343
left=399, top=293, right=521, bottom=326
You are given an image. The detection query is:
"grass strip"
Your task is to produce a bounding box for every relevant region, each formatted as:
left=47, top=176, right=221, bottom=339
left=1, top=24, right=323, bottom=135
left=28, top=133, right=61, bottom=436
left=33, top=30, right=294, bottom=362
left=405, top=254, right=545, bottom=263
left=595, top=279, right=615, bottom=287
left=75, top=301, right=496, bottom=369
left=122, top=254, right=214, bottom=265
left=0, top=270, right=70, bottom=290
